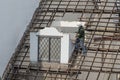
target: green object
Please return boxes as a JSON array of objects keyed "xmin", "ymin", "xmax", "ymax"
[{"xmin": 77, "ymin": 26, "xmax": 85, "ymax": 38}]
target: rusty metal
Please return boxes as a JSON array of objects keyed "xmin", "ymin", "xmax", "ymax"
[{"xmin": 2, "ymin": 0, "xmax": 120, "ymax": 80}]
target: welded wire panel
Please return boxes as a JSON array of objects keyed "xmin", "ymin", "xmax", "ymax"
[
  {"xmin": 50, "ymin": 38, "xmax": 61, "ymax": 62},
  {"xmin": 39, "ymin": 37, "xmax": 49, "ymax": 61},
  {"xmin": 2, "ymin": 0, "xmax": 120, "ymax": 80},
  {"xmin": 38, "ymin": 37, "xmax": 61, "ymax": 62}
]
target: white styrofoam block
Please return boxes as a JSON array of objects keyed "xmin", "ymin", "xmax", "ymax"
[
  {"xmin": 30, "ymin": 27, "xmax": 75, "ymax": 64},
  {"xmin": 37, "ymin": 27, "xmax": 63, "ymax": 37},
  {"xmin": 30, "ymin": 32, "xmax": 38, "ymax": 62},
  {"xmin": 37, "ymin": 27, "xmax": 73, "ymax": 64},
  {"xmin": 51, "ymin": 21, "xmax": 86, "ymax": 33},
  {"xmin": 69, "ymin": 39, "xmax": 75, "ymax": 57},
  {"xmin": 52, "ymin": 21, "xmax": 85, "ymax": 27},
  {"xmin": 61, "ymin": 34, "xmax": 70, "ymax": 64}
]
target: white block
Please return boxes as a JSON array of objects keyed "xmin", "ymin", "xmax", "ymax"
[
  {"xmin": 69, "ymin": 38, "xmax": 75, "ymax": 57},
  {"xmin": 37, "ymin": 27, "xmax": 63, "ymax": 37},
  {"xmin": 61, "ymin": 34, "xmax": 70, "ymax": 64},
  {"xmin": 51, "ymin": 21, "xmax": 86, "ymax": 33},
  {"xmin": 30, "ymin": 32, "xmax": 38, "ymax": 62}
]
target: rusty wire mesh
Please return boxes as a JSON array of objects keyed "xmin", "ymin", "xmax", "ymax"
[{"xmin": 2, "ymin": 0, "xmax": 120, "ymax": 80}]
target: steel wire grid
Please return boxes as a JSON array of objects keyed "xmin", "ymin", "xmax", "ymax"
[{"xmin": 2, "ymin": 0, "xmax": 120, "ymax": 80}]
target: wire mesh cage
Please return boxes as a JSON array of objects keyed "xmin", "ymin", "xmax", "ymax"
[{"xmin": 38, "ymin": 37, "xmax": 61, "ymax": 62}]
